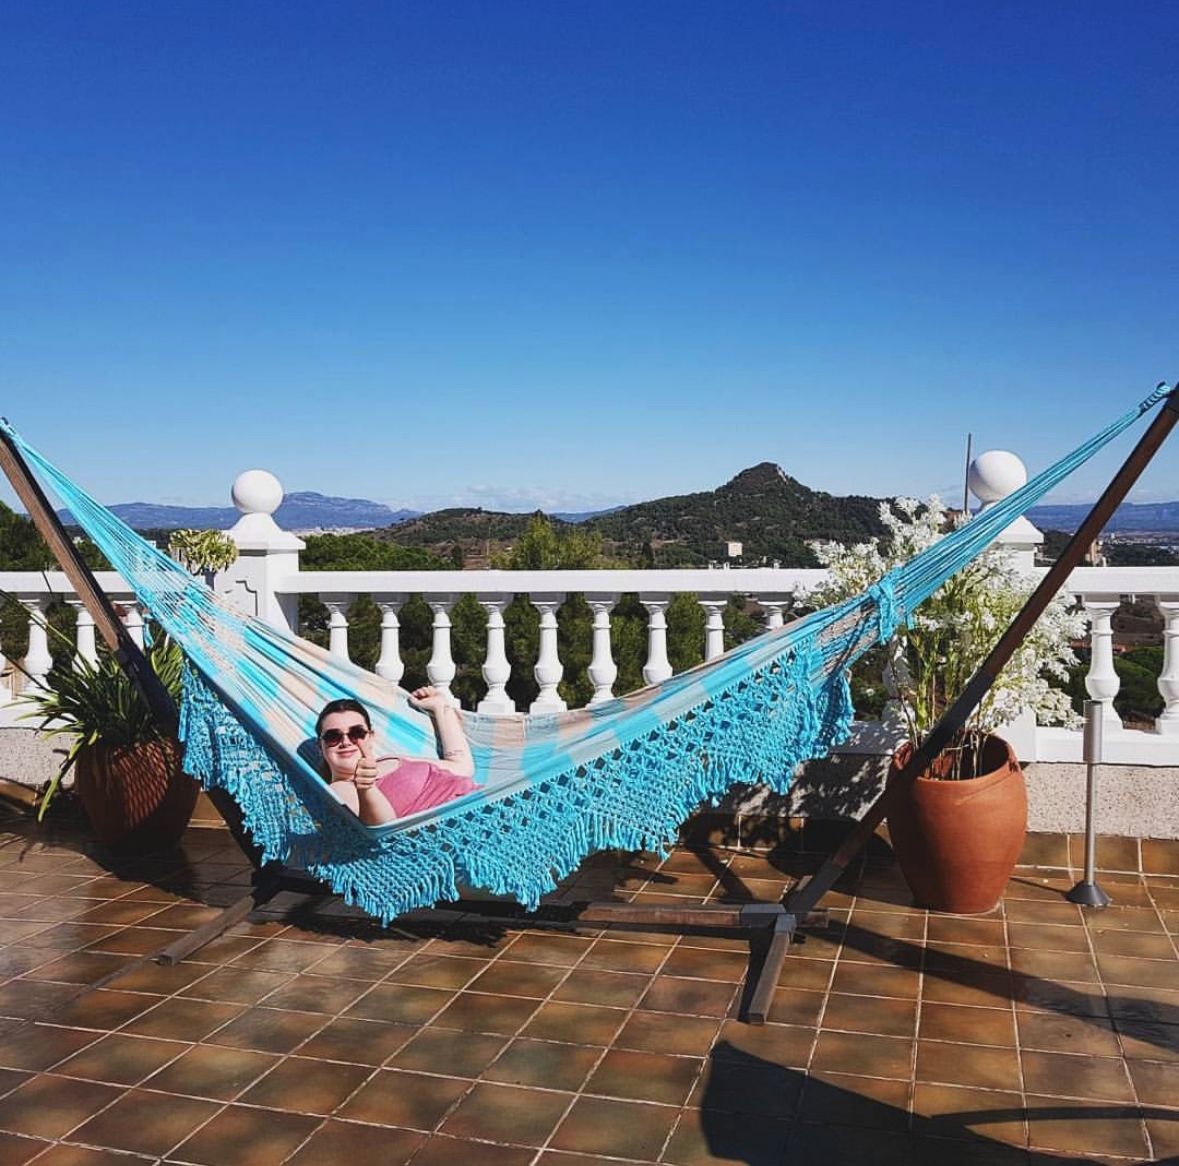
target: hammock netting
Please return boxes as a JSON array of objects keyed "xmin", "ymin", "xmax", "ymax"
[{"xmin": 1, "ymin": 385, "xmax": 1168, "ymax": 922}]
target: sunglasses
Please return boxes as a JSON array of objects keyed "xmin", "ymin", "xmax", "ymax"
[{"xmin": 320, "ymin": 725, "xmax": 370, "ymax": 747}]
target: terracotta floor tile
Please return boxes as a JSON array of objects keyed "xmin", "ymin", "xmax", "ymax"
[
  {"xmin": 0, "ymin": 980, "xmax": 81, "ymax": 1021},
  {"xmin": 384, "ymin": 954, "xmax": 485, "ymax": 990},
  {"xmin": 1126, "ymin": 1057, "xmax": 1179, "ymax": 1107},
  {"xmin": 658, "ymin": 945, "xmax": 748, "ymax": 982},
  {"xmin": 1097, "ymin": 952, "xmax": 1179, "ymax": 989},
  {"xmin": 86, "ymin": 926, "xmax": 190, "ymax": 957},
  {"xmin": 142, "ymin": 1042, "xmax": 278, "ymax": 1100},
  {"xmin": 1011, "ymin": 977, "xmax": 1109, "ymax": 1017},
  {"xmin": 481, "ymin": 1038, "xmax": 601, "ymax": 1091},
  {"xmin": 410, "ymin": 1135, "xmax": 536, "ymax": 1165},
  {"xmin": 774, "ymin": 954, "xmax": 835, "ymax": 993},
  {"xmin": 638, "ymin": 974, "xmax": 736, "ymax": 1018},
  {"xmin": 179, "ymin": 966, "xmax": 295, "ymax": 1005},
  {"xmin": 821, "ymin": 992, "xmax": 916, "ymax": 1038},
  {"xmin": 1008, "ymin": 949, "xmax": 1099, "ymax": 983},
  {"xmin": 577, "ymin": 939, "xmax": 668, "ymax": 974},
  {"xmin": 343, "ymin": 983, "xmax": 454, "ymax": 1025},
  {"xmin": 919, "ymin": 1002, "xmax": 1016, "ymax": 1047},
  {"xmin": 255, "ymin": 974, "xmax": 371, "ymax": 1015},
  {"xmin": 1115, "ymin": 1020, "xmax": 1179, "ymax": 1062},
  {"xmin": 550, "ymin": 1095, "xmax": 679, "ymax": 1160},
  {"xmin": 430, "ymin": 992, "xmax": 540, "ymax": 1036},
  {"xmin": 69, "ymin": 1087, "xmax": 219, "ymax": 1156},
  {"xmin": 516, "ymin": 1001, "xmax": 625, "ymax": 1046},
  {"xmin": 1006, "ymin": 922, "xmax": 1091, "ymax": 952},
  {"xmin": 0, "ymin": 1074, "xmax": 122, "ymax": 1139},
  {"xmin": 390, "ymin": 1027, "xmax": 508, "ymax": 1077},
  {"xmin": 21, "ymin": 951, "xmax": 130, "ymax": 986},
  {"xmin": 908, "ymin": 1138, "xmax": 1027, "ymax": 1166},
  {"xmin": 711, "ymin": 1023, "xmax": 816, "ymax": 1070},
  {"xmin": 0, "ymin": 1025, "xmax": 100, "ymax": 1072},
  {"xmin": 615, "ymin": 1011, "xmax": 722, "ymax": 1058},
  {"xmin": 1105, "ymin": 983, "xmax": 1179, "ymax": 1025},
  {"xmin": 295, "ymin": 1016, "xmax": 417, "ymax": 1065},
  {"xmin": 912, "ymin": 1082, "xmax": 1027, "ymax": 1147},
  {"xmin": 586, "ymin": 1048, "xmax": 702, "ymax": 1106},
  {"xmin": 916, "ymin": 1040, "xmax": 1021, "ymax": 1091},
  {"xmin": 336, "ymin": 1067, "xmax": 469, "ymax": 1129},
  {"xmin": 1015, "ymin": 1011, "xmax": 1121, "ymax": 1057},
  {"xmin": 466, "ymin": 960, "xmax": 569, "ymax": 999},
  {"xmin": 303, "ymin": 945, "xmax": 413, "ymax": 981},
  {"xmin": 204, "ymin": 1005, "xmax": 326, "ymax": 1054},
  {"xmin": 284, "ymin": 1118, "xmax": 425, "ymax": 1166},
  {"xmin": 228, "ymin": 938, "xmax": 338, "ymax": 975},
  {"xmin": 1024, "ymin": 1095, "xmax": 1149, "ymax": 1158},
  {"xmin": 811, "ymin": 1031, "xmax": 914, "ymax": 1080},
  {"xmin": 439, "ymin": 1081, "xmax": 572, "ymax": 1145},
  {"xmin": 1089, "ymin": 928, "xmax": 1175, "ymax": 961},
  {"xmin": 1003, "ymin": 898, "xmax": 1083, "ymax": 925},
  {"xmin": 501, "ymin": 932, "xmax": 592, "ymax": 967},
  {"xmin": 1020, "ymin": 1049, "xmax": 1135, "ymax": 1102},
  {"xmin": 54, "ymin": 1033, "xmax": 186, "ymax": 1086},
  {"xmin": 763, "ymin": 987, "xmax": 824, "ymax": 1028},
  {"xmin": 915, "ymin": 972, "xmax": 1013, "ymax": 1010},
  {"xmin": 170, "ymin": 1103, "xmax": 320, "ymax": 1165},
  {"xmin": 849, "ymin": 908, "xmax": 926, "ymax": 941},
  {"xmin": 663, "ymin": 1108, "xmax": 792, "ymax": 1166},
  {"xmin": 0, "ymin": 1132, "xmax": 53, "ymax": 1165},
  {"xmin": 237, "ymin": 1054, "xmax": 371, "ymax": 1114},
  {"xmin": 120, "ymin": 997, "xmax": 243, "ymax": 1042},
  {"xmin": 829, "ymin": 961, "xmax": 919, "ymax": 999},
  {"xmin": 798, "ymin": 1070, "xmax": 908, "ymax": 1131},
  {"xmin": 549, "ymin": 968, "xmax": 650, "ymax": 1009}
]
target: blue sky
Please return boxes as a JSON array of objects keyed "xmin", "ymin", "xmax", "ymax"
[{"xmin": 2, "ymin": 2, "xmax": 1177, "ymax": 515}]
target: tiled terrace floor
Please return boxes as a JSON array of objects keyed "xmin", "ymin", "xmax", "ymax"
[{"xmin": 0, "ymin": 810, "xmax": 1173, "ymax": 1165}]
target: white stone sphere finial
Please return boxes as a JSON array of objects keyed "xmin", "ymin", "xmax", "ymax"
[
  {"xmin": 968, "ymin": 450, "xmax": 1027, "ymax": 506},
  {"xmin": 232, "ymin": 470, "xmax": 283, "ymax": 516}
]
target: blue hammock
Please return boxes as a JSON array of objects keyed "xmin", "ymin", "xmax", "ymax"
[{"xmin": 1, "ymin": 386, "xmax": 1168, "ymax": 922}]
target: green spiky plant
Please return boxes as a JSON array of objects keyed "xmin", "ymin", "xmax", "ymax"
[{"xmin": 21, "ymin": 634, "xmax": 183, "ymax": 820}]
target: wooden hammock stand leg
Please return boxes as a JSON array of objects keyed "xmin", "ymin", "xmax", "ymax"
[{"xmin": 3, "ymin": 388, "xmax": 1175, "ymax": 1025}]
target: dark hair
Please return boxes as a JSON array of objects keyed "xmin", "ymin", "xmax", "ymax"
[{"xmin": 315, "ymin": 698, "xmax": 371, "ymax": 739}]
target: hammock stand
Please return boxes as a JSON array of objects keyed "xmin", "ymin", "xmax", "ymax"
[{"xmin": 3, "ymin": 387, "xmax": 1175, "ymax": 1024}]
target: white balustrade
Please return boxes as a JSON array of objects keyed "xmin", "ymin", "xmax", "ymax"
[
  {"xmin": 19, "ymin": 598, "xmax": 53, "ymax": 691},
  {"xmin": 586, "ymin": 594, "xmax": 618, "ymax": 705},
  {"xmin": 1156, "ymin": 597, "xmax": 1179, "ymax": 736},
  {"xmin": 321, "ymin": 594, "xmax": 354, "ymax": 662},
  {"xmin": 427, "ymin": 597, "xmax": 458, "ymax": 706},
  {"xmin": 699, "ymin": 598, "xmax": 727, "ymax": 662},
  {"xmin": 759, "ymin": 596, "xmax": 789, "ymax": 631},
  {"xmin": 641, "ymin": 595, "xmax": 672, "ymax": 686},
  {"xmin": 120, "ymin": 602, "xmax": 145, "ymax": 650},
  {"xmin": 477, "ymin": 596, "xmax": 514, "ymax": 715},
  {"xmin": 531, "ymin": 594, "xmax": 567, "ymax": 713},
  {"xmin": 374, "ymin": 598, "xmax": 405, "ymax": 685},
  {"xmin": 0, "ymin": 628, "xmax": 8, "ymax": 706}
]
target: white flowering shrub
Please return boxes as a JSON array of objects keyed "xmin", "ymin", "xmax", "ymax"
[{"xmin": 809, "ymin": 496, "xmax": 1086, "ymax": 776}]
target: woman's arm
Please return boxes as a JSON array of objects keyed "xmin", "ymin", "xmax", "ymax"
[{"xmin": 410, "ymin": 687, "xmax": 475, "ymax": 779}]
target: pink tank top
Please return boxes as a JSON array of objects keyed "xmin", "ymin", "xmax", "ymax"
[{"xmin": 374, "ymin": 757, "xmax": 476, "ymax": 817}]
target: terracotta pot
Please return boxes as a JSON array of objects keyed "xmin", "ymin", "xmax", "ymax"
[
  {"xmin": 885, "ymin": 735, "xmax": 1026, "ymax": 914},
  {"xmin": 74, "ymin": 738, "xmax": 198, "ymax": 855}
]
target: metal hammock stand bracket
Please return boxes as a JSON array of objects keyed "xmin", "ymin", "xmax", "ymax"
[{"xmin": 2, "ymin": 385, "xmax": 1175, "ymax": 1025}]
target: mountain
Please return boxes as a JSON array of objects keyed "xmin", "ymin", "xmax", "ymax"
[
  {"xmin": 1029, "ymin": 500, "xmax": 1179, "ymax": 533},
  {"xmin": 374, "ymin": 463, "xmax": 886, "ymax": 567},
  {"xmin": 57, "ymin": 492, "xmax": 420, "ymax": 532}
]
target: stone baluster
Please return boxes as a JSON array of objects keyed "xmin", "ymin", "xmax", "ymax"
[
  {"xmin": 20, "ymin": 599, "xmax": 53, "ymax": 691},
  {"xmin": 477, "ymin": 597, "xmax": 515, "ymax": 715},
  {"xmin": 531, "ymin": 594, "xmax": 567, "ymax": 713},
  {"xmin": 699, "ymin": 599, "xmax": 727, "ymax": 661},
  {"xmin": 641, "ymin": 595, "xmax": 673, "ymax": 686},
  {"xmin": 758, "ymin": 595, "xmax": 789, "ymax": 631},
  {"xmin": 0, "ymin": 625, "xmax": 9, "ymax": 706},
  {"xmin": 1156, "ymin": 596, "xmax": 1179, "ymax": 736},
  {"xmin": 67, "ymin": 600, "xmax": 99, "ymax": 669},
  {"xmin": 120, "ymin": 602, "xmax": 145, "ymax": 650},
  {"xmin": 1082, "ymin": 595, "xmax": 1123, "ymax": 732},
  {"xmin": 586, "ymin": 593, "xmax": 618, "ymax": 705},
  {"xmin": 373, "ymin": 598, "xmax": 404, "ymax": 685},
  {"xmin": 321, "ymin": 594, "xmax": 354, "ymax": 662},
  {"xmin": 427, "ymin": 597, "xmax": 458, "ymax": 706}
]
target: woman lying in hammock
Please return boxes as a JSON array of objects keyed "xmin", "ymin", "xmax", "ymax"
[{"xmin": 317, "ymin": 688, "xmax": 476, "ymax": 825}]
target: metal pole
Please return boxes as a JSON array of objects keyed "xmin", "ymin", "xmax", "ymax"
[{"xmin": 1066, "ymin": 700, "xmax": 1112, "ymax": 907}]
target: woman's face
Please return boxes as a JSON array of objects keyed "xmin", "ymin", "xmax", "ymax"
[{"xmin": 318, "ymin": 710, "xmax": 372, "ymax": 781}]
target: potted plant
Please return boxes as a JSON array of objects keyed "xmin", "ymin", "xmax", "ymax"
[
  {"xmin": 167, "ymin": 528, "xmax": 238, "ymax": 587},
  {"xmin": 23, "ymin": 634, "xmax": 198, "ymax": 855},
  {"xmin": 810, "ymin": 497, "xmax": 1086, "ymax": 912}
]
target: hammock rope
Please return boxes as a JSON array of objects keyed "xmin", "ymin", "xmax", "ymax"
[{"xmin": 0, "ymin": 384, "xmax": 1167, "ymax": 923}]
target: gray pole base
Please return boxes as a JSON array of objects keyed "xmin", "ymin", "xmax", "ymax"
[{"xmin": 1066, "ymin": 881, "xmax": 1112, "ymax": 908}]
